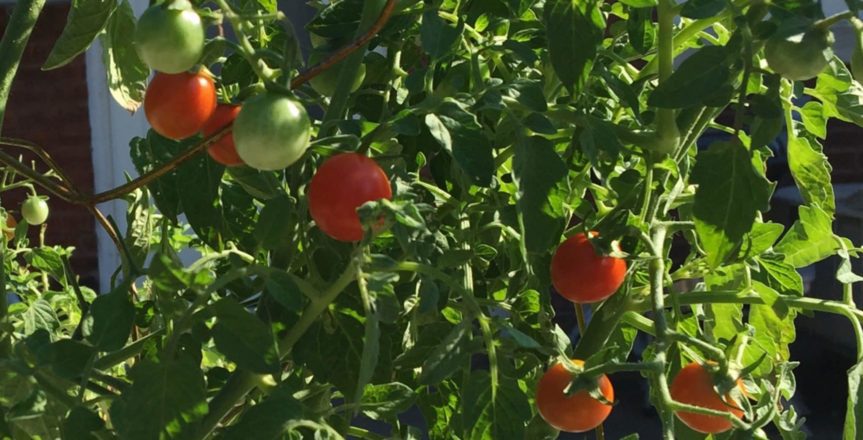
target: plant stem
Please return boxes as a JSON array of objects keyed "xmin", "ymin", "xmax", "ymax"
[
  {"xmin": 194, "ymin": 257, "xmax": 359, "ymax": 439},
  {"xmin": 0, "ymin": 0, "xmax": 46, "ymax": 135},
  {"xmin": 647, "ymin": 226, "xmax": 676, "ymax": 438}
]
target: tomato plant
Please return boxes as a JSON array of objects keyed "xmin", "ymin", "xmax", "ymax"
[
  {"xmin": 308, "ymin": 152, "xmax": 392, "ymax": 242},
  {"xmin": 202, "ymin": 104, "xmax": 243, "ymax": 167},
  {"xmin": 134, "ymin": 0, "xmax": 205, "ymax": 74},
  {"xmin": 232, "ymin": 93, "xmax": 311, "ymax": 170},
  {"xmin": 144, "ymin": 71, "xmax": 216, "ymax": 140},
  {"xmin": 3, "ymin": 0, "xmax": 863, "ymax": 439},
  {"xmin": 535, "ymin": 360, "xmax": 614, "ymax": 433}
]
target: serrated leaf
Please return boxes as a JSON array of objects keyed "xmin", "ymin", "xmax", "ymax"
[
  {"xmin": 360, "ymin": 383, "xmax": 416, "ymax": 420},
  {"xmin": 129, "ymin": 132, "xmax": 182, "ymax": 220},
  {"xmin": 420, "ymin": 10, "xmax": 463, "ymax": 59},
  {"xmin": 85, "ymin": 281, "xmax": 135, "ymax": 351},
  {"xmin": 693, "ymin": 141, "xmax": 771, "ymax": 267},
  {"xmin": 212, "ymin": 298, "xmax": 280, "ymax": 374},
  {"xmin": 543, "ymin": 0, "xmax": 604, "ymax": 90},
  {"xmin": 649, "ymin": 46, "xmax": 733, "ymax": 108},
  {"xmin": 810, "ymin": 56, "xmax": 863, "ymax": 128},
  {"xmin": 101, "ymin": 0, "xmax": 148, "ymax": 111},
  {"xmin": 221, "ymin": 384, "xmax": 303, "ymax": 440},
  {"xmin": 787, "ymin": 133, "xmax": 835, "ymax": 216},
  {"xmin": 111, "ymin": 356, "xmax": 207, "ymax": 439},
  {"xmin": 845, "ymin": 360, "xmax": 863, "ymax": 439},
  {"xmin": 775, "ymin": 205, "xmax": 838, "ymax": 267},
  {"xmin": 425, "ymin": 100, "xmax": 494, "ymax": 186},
  {"xmin": 420, "ymin": 322, "xmax": 475, "ymax": 385},
  {"xmin": 512, "ymin": 136, "xmax": 567, "ymax": 256},
  {"xmin": 22, "ymin": 299, "xmax": 59, "ymax": 335},
  {"xmin": 43, "ymin": 0, "xmax": 116, "ymax": 70},
  {"xmin": 462, "ymin": 372, "xmax": 531, "ymax": 439}
]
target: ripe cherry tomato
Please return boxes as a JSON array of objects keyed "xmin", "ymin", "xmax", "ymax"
[
  {"xmin": 144, "ymin": 71, "xmax": 216, "ymax": 140},
  {"xmin": 233, "ymin": 93, "xmax": 311, "ymax": 171},
  {"xmin": 134, "ymin": 0, "xmax": 205, "ymax": 74},
  {"xmin": 202, "ymin": 104, "xmax": 243, "ymax": 166},
  {"xmin": 21, "ymin": 197, "xmax": 49, "ymax": 226},
  {"xmin": 765, "ymin": 28, "xmax": 833, "ymax": 81},
  {"xmin": 535, "ymin": 359, "xmax": 614, "ymax": 433},
  {"xmin": 670, "ymin": 362, "xmax": 745, "ymax": 434},
  {"xmin": 4, "ymin": 214, "xmax": 16, "ymax": 242},
  {"xmin": 550, "ymin": 232, "xmax": 627, "ymax": 303},
  {"xmin": 308, "ymin": 153, "xmax": 392, "ymax": 242}
]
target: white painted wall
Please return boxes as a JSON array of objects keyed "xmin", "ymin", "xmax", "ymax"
[{"xmin": 85, "ymin": 0, "xmax": 150, "ymax": 291}]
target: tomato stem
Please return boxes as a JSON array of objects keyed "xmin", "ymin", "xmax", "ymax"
[{"xmin": 0, "ymin": 0, "xmax": 46, "ymax": 136}]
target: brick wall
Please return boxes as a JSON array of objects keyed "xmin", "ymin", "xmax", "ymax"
[
  {"xmin": 0, "ymin": 3, "xmax": 98, "ymax": 288},
  {"xmin": 824, "ymin": 120, "xmax": 863, "ymax": 184}
]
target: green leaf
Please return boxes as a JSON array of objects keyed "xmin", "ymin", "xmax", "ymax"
[
  {"xmin": 26, "ymin": 247, "xmax": 67, "ymax": 282},
  {"xmin": 739, "ymin": 221, "xmax": 785, "ymax": 258},
  {"xmin": 129, "ymin": 132, "xmax": 182, "ymax": 220},
  {"xmin": 100, "ymin": 0, "xmax": 148, "ymax": 111},
  {"xmin": 354, "ymin": 310, "xmax": 380, "ymax": 403},
  {"xmin": 755, "ymin": 254, "xmax": 804, "ymax": 296},
  {"xmin": 787, "ymin": 134, "xmax": 835, "ymax": 216},
  {"xmin": 221, "ymin": 384, "xmax": 304, "ymax": 440},
  {"xmin": 43, "ymin": 0, "xmax": 116, "ymax": 70},
  {"xmin": 462, "ymin": 372, "xmax": 531, "ymax": 439},
  {"xmin": 61, "ymin": 406, "xmax": 105, "ymax": 440},
  {"xmin": 85, "ymin": 282, "xmax": 135, "ymax": 351},
  {"xmin": 49, "ymin": 340, "xmax": 94, "ymax": 379},
  {"xmin": 22, "ymin": 299, "xmax": 59, "ymax": 335},
  {"xmin": 111, "ymin": 356, "xmax": 207, "ymax": 440},
  {"xmin": 693, "ymin": 141, "xmax": 771, "ymax": 267},
  {"xmin": 124, "ymin": 188, "xmax": 153, "ymax": 270},
  {"xmin": 543, "ymin": 0, "xmax": 604, "ymax": 91},
  {"xmin": 627, "ymin": 8, "xmax": 656, "ymax": 54},
  {"xmin": 360, "ymin": 383, "xmax": 417, "ymax": 420},
  {"xmin": 512, "ymin": 136, "xmax": 567, "ymax": 256},
  {"xmin": 264, "ymin": 270, "xmax": 306, "ymax": 312},
  {"xmin": 294, "ymin": 309, "xmax": 366, "ymax": 396},
  {"xmin": 254, "ymin": 195, "xmax": 296, "ymax": 251},
  {"xmin": 176, "ymin": 152, "xmax": 227, "ymax": 248},
  {"xmin": 775, "ymin": 205, "xmax": 839, "ymax": 267},
  {"xmin": 212, "ymin": 298, "xmax": 280, "ymax": 374},
  {"xmin": 845, "ymin": 360, "xmax": 863, "ymax": 439},
  {"xmin": 746, "ymin": 283, "xmax": 797, "ymax": 376},
  {"xmin": 425, "ymin": 100, "xmax": 494, "ymax": 186},
  {"xmin": 420, "ymin": 10, "xmax": 464, "ymax": 59},
  {"xmin": 800, "ymin": 101, "xmax": 827, "ymax": 139},
  {"xmin": 420, "ymin": 322, "xmax": 475, "ymax": 385},
  {"xmin": 810, "ymin": 56, "xmax": 863, "ymax": 128},
  {"xmin": 649, "ymin": 46, "xmax": 733, "ymax": 108},
  {"xmin": 226, "ymin": 167, "xmax": 283, "ymax": 200}
]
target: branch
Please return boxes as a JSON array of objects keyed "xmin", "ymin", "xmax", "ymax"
[
  {"xmin": 0, "ymin": 0, "xmax": 47, "ymax": 134},
  {"xmin": 290, "ymin": 0, "xmax": 397, "ymax": 89}
]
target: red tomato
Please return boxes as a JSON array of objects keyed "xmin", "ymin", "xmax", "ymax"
[
  {"xmin": 202, "ymin": 104, "xmax": 243, "ymax": 166},
  {"xmin": 308, "ymin": 153, "xmax": 392, "ymax": 242},
  {"xmin": 535, "ymin": 359, "xmax": 614, "ymax": 433},
  {"xmin": 670, "ymin": 362, "xmax": 745, "ymax": 434},
  {"xmin": 144, "ymin": 71, "xmax": 216, "ymax": 140},
  {"xmin": 550, "ymin": 232, "xmax": 627, "ymax": 303}
]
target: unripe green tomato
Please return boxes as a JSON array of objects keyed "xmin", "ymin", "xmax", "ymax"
[
  {"xmin": 308, "ymin": 49, "xmax": 366, "ymax": 96},
  {"xmin": 233, "ymin": 93, "xmax": 311, "ymax": 171},
  {"xmin": 764, "ymin": 28, "xmax": 833, "ymax": 81},
  {"xmin": 134, "ymin": 0, "xmax": 205, "ymax": 74},
  {"xmin": 21, "ymin": 197, "xmax": 49, "ymax": 226}
]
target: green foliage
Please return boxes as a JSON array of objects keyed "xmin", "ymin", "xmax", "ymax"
[{"xmin": 2, "ymin": 0, "xmax": 863, "ymax": 439}]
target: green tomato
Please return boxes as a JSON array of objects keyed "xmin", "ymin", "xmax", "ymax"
[
  {"xmin": 233, "ymin": 93, "xmax": 311, "ymax": 171},
  {"xmin": 308, "ymin": 49, "xmax": 366, "ymax": 97},
  {"xmin": 765, "ymin": 28, "xmax": 833, "ymax": 81},
  {"xmin": 134, "ymin": 0, "xmax": 205, "ymax": 74},
  {"xmin": 21, "ymin": 197, "xmax": 49, "ymax": 226}
]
